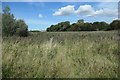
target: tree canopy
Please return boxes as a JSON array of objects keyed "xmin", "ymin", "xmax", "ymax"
[
  {"xmin": 47, "ymin": 19, "xmax": 120, "ymax": 32},
  {"xmin": 2, "ymin": 6, "xmax": 28, "ymax": 37}
]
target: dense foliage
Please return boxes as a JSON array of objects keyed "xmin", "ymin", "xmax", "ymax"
[
  {"xmin": 47, "ymin": 19, "xmax": 120, "ymax": 32},
  {"xmin": 109, "ymin": 20, "xmax": 120, "ymax": 30},
  {"xmin": 2, "ymin": 6, "xmax": 28, "ymax": 37},
  {"xmin": 15, "ymin": 19, "xmax": 28, "ymax": 37}
]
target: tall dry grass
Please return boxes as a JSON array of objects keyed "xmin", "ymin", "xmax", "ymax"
[{"xmin": 2, "ymin": 31, "xmax": 119, "ymax": 78}]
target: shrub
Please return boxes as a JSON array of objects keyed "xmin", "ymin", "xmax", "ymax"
[{"xmin": 15, "ymin": 19, "xmax": 28, "ymax": 37}]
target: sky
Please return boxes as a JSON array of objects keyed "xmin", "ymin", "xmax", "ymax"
[{"xmin": 2, "ymin": 2, "xmax": 118, "ymax": 31}]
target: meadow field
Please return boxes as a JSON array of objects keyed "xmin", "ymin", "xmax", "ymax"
[{"xmin": 2, "ymin": 31, "xmax": 119, "ymax": 78}]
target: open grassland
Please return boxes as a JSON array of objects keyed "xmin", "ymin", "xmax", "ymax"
[{"xmin": 2, "ymin": 31, "xmax": 119, "ymax": 78}]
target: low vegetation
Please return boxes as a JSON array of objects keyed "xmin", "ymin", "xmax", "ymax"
[{"xmin": 2, "ymin": 31, "xmax": 119, "ymax": 78}]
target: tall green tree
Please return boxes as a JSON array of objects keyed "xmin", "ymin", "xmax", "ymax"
[
  {"xmin": 2, "ymin": 6, "xmax": 16, "ymax": 36},
  {"xmin": 69, "ymin": 23, "xmax": 80, "ymax": 31},
  {"xmin": 93, "ymin": 22, "xmax": 109, "ymax": 31},
  {"xmin": 58, "ymin": 21, "xmax": 70, "ymax": 31},
  {"xmin": 82, "ymin": 23, "xmax": 94, "ymax": 31},
  {"xmin": 77, "ymin": 19, "xmax": 84, "ymax": 24},
  {"xmin": 110, "ymin": 20, "xmax": 120, "ymax": 30},
  {"xmin": 47, "ymin": 21, "xmax": 70, "ymax": 32},
  {"xmin": 2, "ymin": 6, "xmax": 28, "ymax": 37}
]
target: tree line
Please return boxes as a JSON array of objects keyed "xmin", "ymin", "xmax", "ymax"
[
  {"xmin": 47, "ymin": 19, "xmax": 120, "ymax": 32},
  {"xmin": 2, "ymin": 6, "xmax": 28, "ymax": 37},
  {"xmin": 2, "ymin": 6, "xmax": 120, "ymax": 37}
]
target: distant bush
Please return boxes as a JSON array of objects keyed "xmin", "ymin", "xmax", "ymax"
[{"xmin": 29, "ymin": 30, "xmax": 41, "ymax": 32}]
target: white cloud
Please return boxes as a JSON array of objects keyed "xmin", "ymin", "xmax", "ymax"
[
  {"xmin": 91, "ymin": 8, "xmax": 118, "ymax": 16},
  {"xmin": 53, "ymin": 5, "xmax": 75, "ymax": 16},
  {"xmin": 53, "ymin": 4, "xmax": 118, "ymax": 17},
  {"xmin": 74, "ymin": 5, "xmax": 117, "ymax": 17},
  {"xmin": 38, "ymin": 14, "xmax": 43, "ymax": 18},
  {"xmin": 75, "ymin": 5, "xmax": 94, "ymax": 16},
  {"xmin": 113, "ymin": 18, "xmax": 119, "ymax": 21}
]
